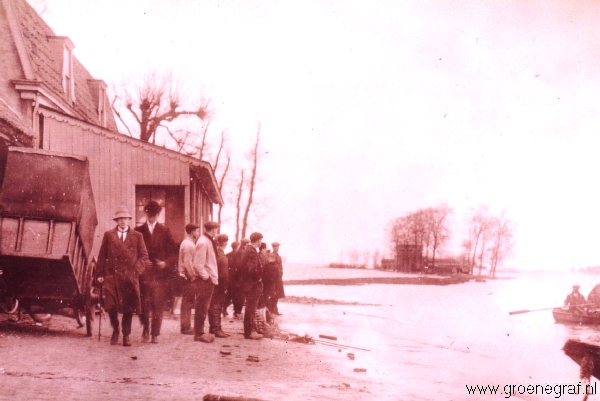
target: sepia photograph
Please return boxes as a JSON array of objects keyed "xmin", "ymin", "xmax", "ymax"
[{"xmin": 0, "ymin": 0, "xmax": 600, "ymax": 400}]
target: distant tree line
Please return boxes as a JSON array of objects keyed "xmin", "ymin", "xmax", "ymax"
[{"xmin": 388, "ymin": 203, "xmax": 515, "ymax": 277}]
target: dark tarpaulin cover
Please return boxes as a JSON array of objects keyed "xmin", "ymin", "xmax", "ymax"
[{"xmin": 0, "ymin": 147, "xmax": 98, "ymax": 257}]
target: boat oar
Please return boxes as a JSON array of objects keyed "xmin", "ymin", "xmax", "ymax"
[{"xmin": 509, "ymin": 303, "xmax": 593, "ymax": 316}]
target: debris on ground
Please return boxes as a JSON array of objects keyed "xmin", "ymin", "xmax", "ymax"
[{"xmin": 319, "ymin": 334, "xmax": 338, "ymax": 341}]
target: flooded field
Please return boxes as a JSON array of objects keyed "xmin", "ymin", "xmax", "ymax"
[{"xmin": 280, "ymin": 264, "xmax": 600, "ymax": 400}]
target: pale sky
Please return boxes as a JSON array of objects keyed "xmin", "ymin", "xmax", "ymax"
[{"xmin": 32, "ymin": 0, "xmax": 600, "ymax": 270}]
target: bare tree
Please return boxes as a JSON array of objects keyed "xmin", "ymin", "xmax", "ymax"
[
  {"xmin": 111, "ymin": 71, "xmax": 210, "ymax": 144},
  {"xmin": 427, "ymin": 204, "xmax": 453, "ymax": 268},
  {"xmin": 212, "ymin": 131, "xmax": 231, "ymax": 226},
  {"xmin": 234, "ymin": 170, "xmax": 245, "ymax": 242},
  {"xmin": 464, "ymin": 205, "xmax": 492, "ymax": 275},
  {"xmin": 488, "ymin": 212, "xmax": 516, "ymax": 277},
  {"xmin": 372, "ymin": 249, "xmax": 380, "ymax": 269},
  {"xmin": 240, "ymin": 124, "xmax": 262, "ymax": 239}
]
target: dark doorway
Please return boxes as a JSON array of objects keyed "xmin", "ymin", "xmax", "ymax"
[{"xmin": 135, "ymin": 186, "xmax": 185, "ymax": 243}]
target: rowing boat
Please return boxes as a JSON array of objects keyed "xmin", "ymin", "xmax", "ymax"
[{"xmin": 552, "ymin": 308, "xmax": 600, "ymax": 325}]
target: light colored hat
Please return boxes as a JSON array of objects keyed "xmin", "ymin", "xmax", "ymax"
[
  {"xmin": 113, "ymin": 205, "xmax": 132, "ymax": 220},
  {"xmin": 573, "ymin": 285, "xmax": 581, "ymax": 289},
  {"xmin": 272, "ymin": 242, "xmax": 280, "ymax": 247}
]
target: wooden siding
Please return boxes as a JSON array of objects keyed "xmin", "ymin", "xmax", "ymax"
[{"xmin": 41, "ymin": 113, "xmax": 213, "ymax": 255}]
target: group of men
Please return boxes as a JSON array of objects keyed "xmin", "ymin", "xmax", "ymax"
[
  {"xmin": 564, "ymin": 284, "xmax": 600, "ymax": 312},
  {"xmin": 96, "ymin": 202, "xmax": 284, "ymax": 347}
]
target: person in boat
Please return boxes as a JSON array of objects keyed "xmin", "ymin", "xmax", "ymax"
[
  {"xmin": 564, "ymin": 285, "xmax": 587, "ymax": 313},
  {"xmin": 587, "ymin": 284, "xmax": 600, "ymax": 310}
]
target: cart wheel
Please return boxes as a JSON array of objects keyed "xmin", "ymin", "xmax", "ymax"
[{"xmin": 0, "ymin": 297, "xmax": 18, "ymax": 314}]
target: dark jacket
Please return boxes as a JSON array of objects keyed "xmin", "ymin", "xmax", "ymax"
[
  {"xmin": 240, "ymin": 246, "xmax": 264, "ymax": 282},
  {"xmin": 216, "ymin": 248, "xmax": 229, "ymax": 290},
  {"xmin": 135, "ymin": 222, "xmax": 177, "ymax": 282},
  {"xmin": 97, "ymin": 227, "xmax": 149, "ymax": 313}
]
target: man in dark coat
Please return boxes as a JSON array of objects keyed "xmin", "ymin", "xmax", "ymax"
[
  {"xmin": 270, "ymin": 242, "xmax": 285, "ymax": 315},
  {"xmin": 222, "ymin": 241, "xmax": 240, "ymax": 317},
  {"xmin": 135, "ymin": 201, "xmax": 177, "ymax": 344},
  {"xmin": 240, "ymin": 232, "xmax": 264, "ymax": 340},
  {"xmin": 232, "ymin": 238, "xmax": 250, "ymax": 319},
  {"xmin": 564, "ymin": 284, "xmax": 586, "ymax": 313},
  {"xmin": 208, "ymin": 234, "xmax": 230, "ymax": 338},
  {"xmin": 97, "ymin": 205, "xmax": 149, "ymax": 346}
]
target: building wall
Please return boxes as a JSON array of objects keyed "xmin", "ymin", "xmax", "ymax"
[{"xmin": 40, "ymin": 110, "xmax": 212, "ymax": 254}]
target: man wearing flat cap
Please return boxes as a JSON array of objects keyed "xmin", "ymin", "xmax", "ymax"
[
  {"xmin": 240, "ymin": 232, "xmax": 265, "ymax": 340},
  {"xmin": 208, "ymin": 233, "xmax": 230, "ymax": 338},
  {"xmin": 97, "ymin": 205, "xmax": 149, "ymax": 346},
  {"xmin": 564, "ymin": 285, "xmax": 587, "ymax": 313},
  {"xmin": 189, "ymin": 221, "xmax": 220, "ymax": 343},
  {"xmin": 222, "ymin": 241, "xmax": 240, "ymax": 317},
  {"xmin": 178, "ymin": 223, "xmax": 201, "ymax": 335},
  {"xmin": 135, "ymin": 201, "xmax": 177, "ymax": 344},
  {"xmin": 231, "ymin": 238, "xmax": 251, "ymax": 319},
  {"xmin": 271, "ymin": 242, "xmax": 285, "ymax": 315}
]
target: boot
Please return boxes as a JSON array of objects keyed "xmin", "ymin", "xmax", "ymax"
[
  {"xmin": 110, "ymin": 330, "xmax": 119, "ymax": 345},
  {"xmin": 142, "ymin": 328, "xmax": 150, "ymax": 342},
  {"xmin": 123, "ymin": 335, "xmax": 132, "ymax": 346}
]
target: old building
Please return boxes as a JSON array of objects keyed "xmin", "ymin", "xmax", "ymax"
[{"xmin": 0, "ymin": 0, "xmax": 222, "ymax": 253}]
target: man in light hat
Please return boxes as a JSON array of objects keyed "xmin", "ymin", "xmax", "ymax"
[
  {"xmin": 135, "ymin": 200, "xmax": 177, "ymax": 344},
  {"xmin": 97, "ymin": 205, "xmax": 149, "ymax": 346},
  {"xmin": 208, "ymin": 233, "xmax": 230, "ymax": 338},
  {"xmin": 564, "ymin": 285, "xmax": 586, "ymax": 313},
  {"xmin": 190, "ymin": 221, "xmax": 220, "ymax": 343},
  {"xmin": 239, "ymin": 232, "xmax": 265, "ymax": 340}
]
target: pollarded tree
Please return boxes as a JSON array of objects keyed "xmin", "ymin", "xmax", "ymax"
[{"xmin": 111, "ymin": 70, "xmax": 210, "ymax": 144}]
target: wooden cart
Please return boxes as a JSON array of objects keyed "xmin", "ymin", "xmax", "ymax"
[{"xmin": 0, "ymin": 147, "xmax": 99, "ymax": 336}]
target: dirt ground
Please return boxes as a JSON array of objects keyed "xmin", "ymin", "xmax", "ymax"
[{"xmin": 0, "ymin": 309, "xmax": 374, "ymax": 401}]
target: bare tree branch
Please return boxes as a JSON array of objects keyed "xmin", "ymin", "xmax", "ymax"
[{"xmin": 241, "ymin": 123, "xmax": 261, "ymax": 239}]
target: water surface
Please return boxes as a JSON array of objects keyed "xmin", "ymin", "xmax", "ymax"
[{"xmin": 278, "ymin": 265, "xmax": 600, "ymax": 400}]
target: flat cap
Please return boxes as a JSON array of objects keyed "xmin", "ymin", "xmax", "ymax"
[
  {"xmin": 185, "ymin": 223, "xmax": 200, "ymax": 234},
  {"xmin": 573, "ymin": 285, "xmax": 581, "ymax": 289},
  {"xmin": 215, "ymin": 234, "xmax": 229, "ymax": 243},
  {"xmin": 241, "ymin": 238, "xmax": 250, "ymax": 244},
  {"xmin": 249, "ymin": 232, "xmax": 263, "ymax": 242},
  {"xmin": 272, "ymin": 242, "xmax": 280, "ymax": 247},
  {"xmin": 204, "ymin": 221, "xmax": 220, "ymax": 230}
]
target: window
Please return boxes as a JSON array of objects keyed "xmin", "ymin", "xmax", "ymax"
[
  {"xmin": 62, "ymin": 45, "xmax": 75, "ymax": 104},
  {"xmin": 98, "ymin": 86, "xmax": 106, "ymax": 127}
]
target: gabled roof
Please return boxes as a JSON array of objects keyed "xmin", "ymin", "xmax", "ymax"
[{"xmin": 5, "ymin": 0, "xmax": 117, "ymax": 131}]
